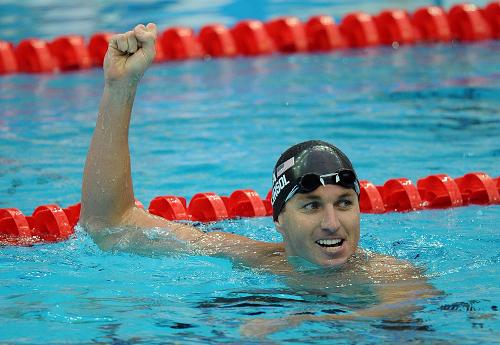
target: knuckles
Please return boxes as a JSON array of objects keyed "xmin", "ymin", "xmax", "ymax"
[{"xmin": 114, "ymin": 24, "xmax": 157, "ymax": 49}]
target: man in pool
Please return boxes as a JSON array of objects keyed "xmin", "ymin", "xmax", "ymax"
[{"xmin": 81, "ymin": 23, "xmax": 438, "ymax": 336}]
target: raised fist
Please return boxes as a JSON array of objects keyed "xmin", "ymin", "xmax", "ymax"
[{"xmin": 104, "ymin": 23, "xmax": 157, "ymax": 84}]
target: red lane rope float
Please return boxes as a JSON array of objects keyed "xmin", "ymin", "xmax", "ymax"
[
  {"xmin": 454, "ymin": 172, "xmax": 500, "ymax": 205},
  {"xmin": 339, "ymin": 12, "xmax": 381, "ymax": 47},
  {"xmin": 0, "ymin": 41, "xmax": 18, "ymax": 74},
  {"xmin": 15, "ymin": 39, "xmax": 57, "ymax": 73},
  {"xmin": 412, "ymin": 6, "xmax": 452, "ymax": 42},
  {"xmin": 1, "ymin": 171, "xmax": 498, "ymax": 246},
  {"xmin": 31, "ymin": 205, "xmax": 73, "ymax": 242},
  {"xmin": 160, "ymin": 27, "xmax": 204, "ymax": 60},
  {"xmin": 227, "ymin": 189, "xmax": 268, "ymax": 218},
  {"xmin": 187, "ymin": 192, "xmax": 229, "ymax": 222},
  {"xmin": 264, "ymin": 17, "xmax": 308, "ymax": 53},
  {"xmin": 378, "ymin": 178, "xmax": 424, "ymax": 212},
  {"xmin": 63, "ymin": 203, "xmax": 81, "ymax": 228},
  {"xmin": 148, "ymin": 196, "xmax": 190, "ymax": 220},
  {"xmin": 0, "ymin": 205, "xmax": 74, "ymax": 246},
  {"xmin": 484, "ymin": 2, "xmax": 500, "ymax": 38},
  {"xmin": 231, "ymin": 20, "xmax": 276, "ymax": 55},
  {"xmin": 359, "ymin": 180, "xmax": 386, "ymax": 214},
  {"xmin": 88, "ymin": 32, "xmax": 114, "ymax": 67},
  {"xmin": 375, "ymin": 9, "xmax": 418, "ymax": 46},
  {"xmin": 48, "ymin": 35, "xmax": 92, "ymax": 71},
  {"xmin": 0, "ymin": 208, "xmax": 32, "ymax": 239},
  {"xmin": 1, "ymin": 2, "xmax": 499, "ymax": 75},
  {"xmin": 448, "ymin": 3, "xmax": 493, "ymax": 41},
  {"xmin": 305, "ymin": 15, "xmax": 346, "ymax": 51},
  {"xmin": 199, "ymin": 24, "xmax": 238, "ymax": 57},
  {"xmin": 417, "ymin": 174, "xmax": 463, "ymax": 209}
]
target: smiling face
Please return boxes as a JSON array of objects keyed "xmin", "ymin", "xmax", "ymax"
[{"xmin": 275, "ymin": 184, "xmax": 360, "ymax": 268}]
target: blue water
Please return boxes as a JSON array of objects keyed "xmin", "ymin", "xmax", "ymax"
[
  {"xmin": 1, "ymin": 1, "xmax": 500, "ymax": 344},
  {"xmin": 1, "ymin": 0, "xmax": 494, "ymax": 43}
]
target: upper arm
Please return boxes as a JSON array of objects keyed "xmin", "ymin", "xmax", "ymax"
[
  {"xmin": 193, "ymin": 231, "xmax": 276, "ymax": 267},
  {"xmin": 82, "ymin": 206, "xmax": 204, "ymax": 254},
  {"xmin": 81, "ymin": 206, "xmax": 272, "ymax": 265},
  {"xmin": 370, "ymin": 255, "xmax": 441, "ymax": 305}
]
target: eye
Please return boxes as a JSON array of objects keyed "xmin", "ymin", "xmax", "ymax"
[
  {"xmin": 302, "ymin": 201, "xmax": 320, "ymax": 210},
  {"xmin": 336, "ymin": 198, "xmax": 353, "ymax": 209}
]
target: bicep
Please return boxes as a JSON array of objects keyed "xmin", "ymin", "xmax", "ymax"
[{"xmin": 83, "ymin": 206, "xmax": 204, "ymax": 254}]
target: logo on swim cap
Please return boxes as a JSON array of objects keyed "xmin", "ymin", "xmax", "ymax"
[
  {"xmin": 271, "ymin": 157, "xmax": 295, "ymax": 204},
  {"xmin": 271, "ymin": 175, "xmax": 290, "ymax": 204}
]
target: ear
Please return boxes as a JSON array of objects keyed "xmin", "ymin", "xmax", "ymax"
[
  {"xmin": 274, "ymin": 204, "xmax": 288, "ymax": 235},
  {"xmin": 274, "ymin": 217, "xmax": 285, "ymax": 236}
]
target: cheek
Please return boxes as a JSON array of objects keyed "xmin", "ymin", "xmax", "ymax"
[
  {"xmin": 342, "ymin": 212, "xmax": 360, "ymax": 233},
  {"xmin": 284, "ymin": 214, "xmax": 315, "ymax": 240}
]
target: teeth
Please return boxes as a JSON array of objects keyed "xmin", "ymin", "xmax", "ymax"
[{"xmin": 316, "ymin": 239, "xmax": 342, "ymax": 246}]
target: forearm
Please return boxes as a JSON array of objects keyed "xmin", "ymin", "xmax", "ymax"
[
  {"xmin": 241, "ymin": 296, "xmax": 427, "ymax": 338},
  {"xmin": 241, "ymin": 266, "xmax": 441, "ymax": 337},
  {"xmin": 341, "ymin": 299, "xmax": 422, "ymax": 320},
  {"xmin": 81, "ymin": 83, "xmax": 138, "ymax": 226}
]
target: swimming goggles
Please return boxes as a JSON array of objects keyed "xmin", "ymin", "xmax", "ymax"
[{"xmin": 284, "ymin": 170, "xmax": 359, "ymax": 203}]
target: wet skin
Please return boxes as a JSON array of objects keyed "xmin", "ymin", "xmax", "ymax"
[{"xmin": 275, "ymin": 184, "xmax": 360, "ymax": 268}]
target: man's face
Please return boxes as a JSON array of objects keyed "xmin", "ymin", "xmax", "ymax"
[{"xmin": 275, "ymin": 184, "xmax": 360, "ymax": 268}]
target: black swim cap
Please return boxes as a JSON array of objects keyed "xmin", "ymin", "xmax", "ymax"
[{"xmin": 271, "ymin": 140, "xmax": 360, "ymax": 221}]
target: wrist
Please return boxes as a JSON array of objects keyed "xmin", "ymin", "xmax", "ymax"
[
  {"xmin": 101, "ymin": 81, "xmax": 138, "ymax": 107},
  {"xmin": 104, "ymin": 78, "xmax": 140, "ymax": 90}
]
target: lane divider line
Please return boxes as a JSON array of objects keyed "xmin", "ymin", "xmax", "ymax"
[
  {"xmin": 0, "ymin": 171, "xmax": 498, "ymax": 246},
  {"xmin": 1, "ymin": 2, "xmax": 499, "ymax": 75}
]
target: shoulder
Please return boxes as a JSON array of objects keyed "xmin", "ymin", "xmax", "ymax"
[{"xmin": 363, "ymin": 251, "xmax": 423, "ymax": 281}]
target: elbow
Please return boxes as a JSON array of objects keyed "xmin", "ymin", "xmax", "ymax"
[
  {"xmin": 79, "ymin": 201, "xmax": 125, "ymax": 231},
  {"xmin": 78, "ymin": 220, "xmax": 115, "ymax": 252},
  {"xmin": 79, "ymin": 212, "xmax": 125, "ymax": 252}
]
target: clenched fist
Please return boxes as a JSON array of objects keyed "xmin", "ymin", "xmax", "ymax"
[{"xmin": 104, "ymin": 23, "xmax": 157, "ymax": 85}]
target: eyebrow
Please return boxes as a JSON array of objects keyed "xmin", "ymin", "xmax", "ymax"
[{"xmin": 296, "ymin": 192, "xmax": 355, "ymax": 201}]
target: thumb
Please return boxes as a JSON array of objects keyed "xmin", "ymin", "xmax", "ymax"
[{"xmin": 134, "ymin": 23, "xmax": 157, "ymax": 52}]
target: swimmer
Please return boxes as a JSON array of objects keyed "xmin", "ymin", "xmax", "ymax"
[{"xmin": 81, "ymin": 23, "xmax": 439, "ymax": 337}]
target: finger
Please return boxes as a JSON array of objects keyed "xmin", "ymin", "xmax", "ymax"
[
  {"xmin": 108, "ymin": 35, "xmax": 119, "ymax": 50},
  {"xmin": 126, "ymin": 31, "xmax": 138, "ymax": 53},
  {"xmin": 146, "ymin": 22, "xmax": 157, "ymax": 35},
  {"xmin": 115, "ymin": 33, "xmax": 129, "ymax": 53},
  {"xmin": 134, "ymin": 24, "xmax": 145, "ymax": 50},
  {"xmin": 134, "ymin": 23, "xmax": 157, "ymax": 49}
]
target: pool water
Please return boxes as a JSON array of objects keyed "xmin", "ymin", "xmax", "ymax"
[
  {"xmin": 2, "ymin": 0, "xmax": 492, "ymax": 44},
  {"xmin": 1, "ymin": 1, "xmax": 500, "ymax": 344}
]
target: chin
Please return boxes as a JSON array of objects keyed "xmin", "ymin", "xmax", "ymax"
[
  {"xmin": 312, "ymin": 243, "xmax": 357, "ymax": 268},
  {"xmin": 317, "ymin": 256, "xmax": 350, "ymax": 268}
]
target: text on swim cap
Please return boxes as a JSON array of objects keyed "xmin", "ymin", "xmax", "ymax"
[{"xmin": 271, "ymin": 175, "xmax": 290, "ymax": 205}]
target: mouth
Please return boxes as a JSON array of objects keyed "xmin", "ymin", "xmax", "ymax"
[{"xmin": 315, "ymin": 238, "xmax": 345, "ymax": 248}]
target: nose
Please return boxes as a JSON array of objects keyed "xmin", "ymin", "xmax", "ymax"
[{"xmin": 320, "ymin": 204, "xmax": 341, "ymax": 233}]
